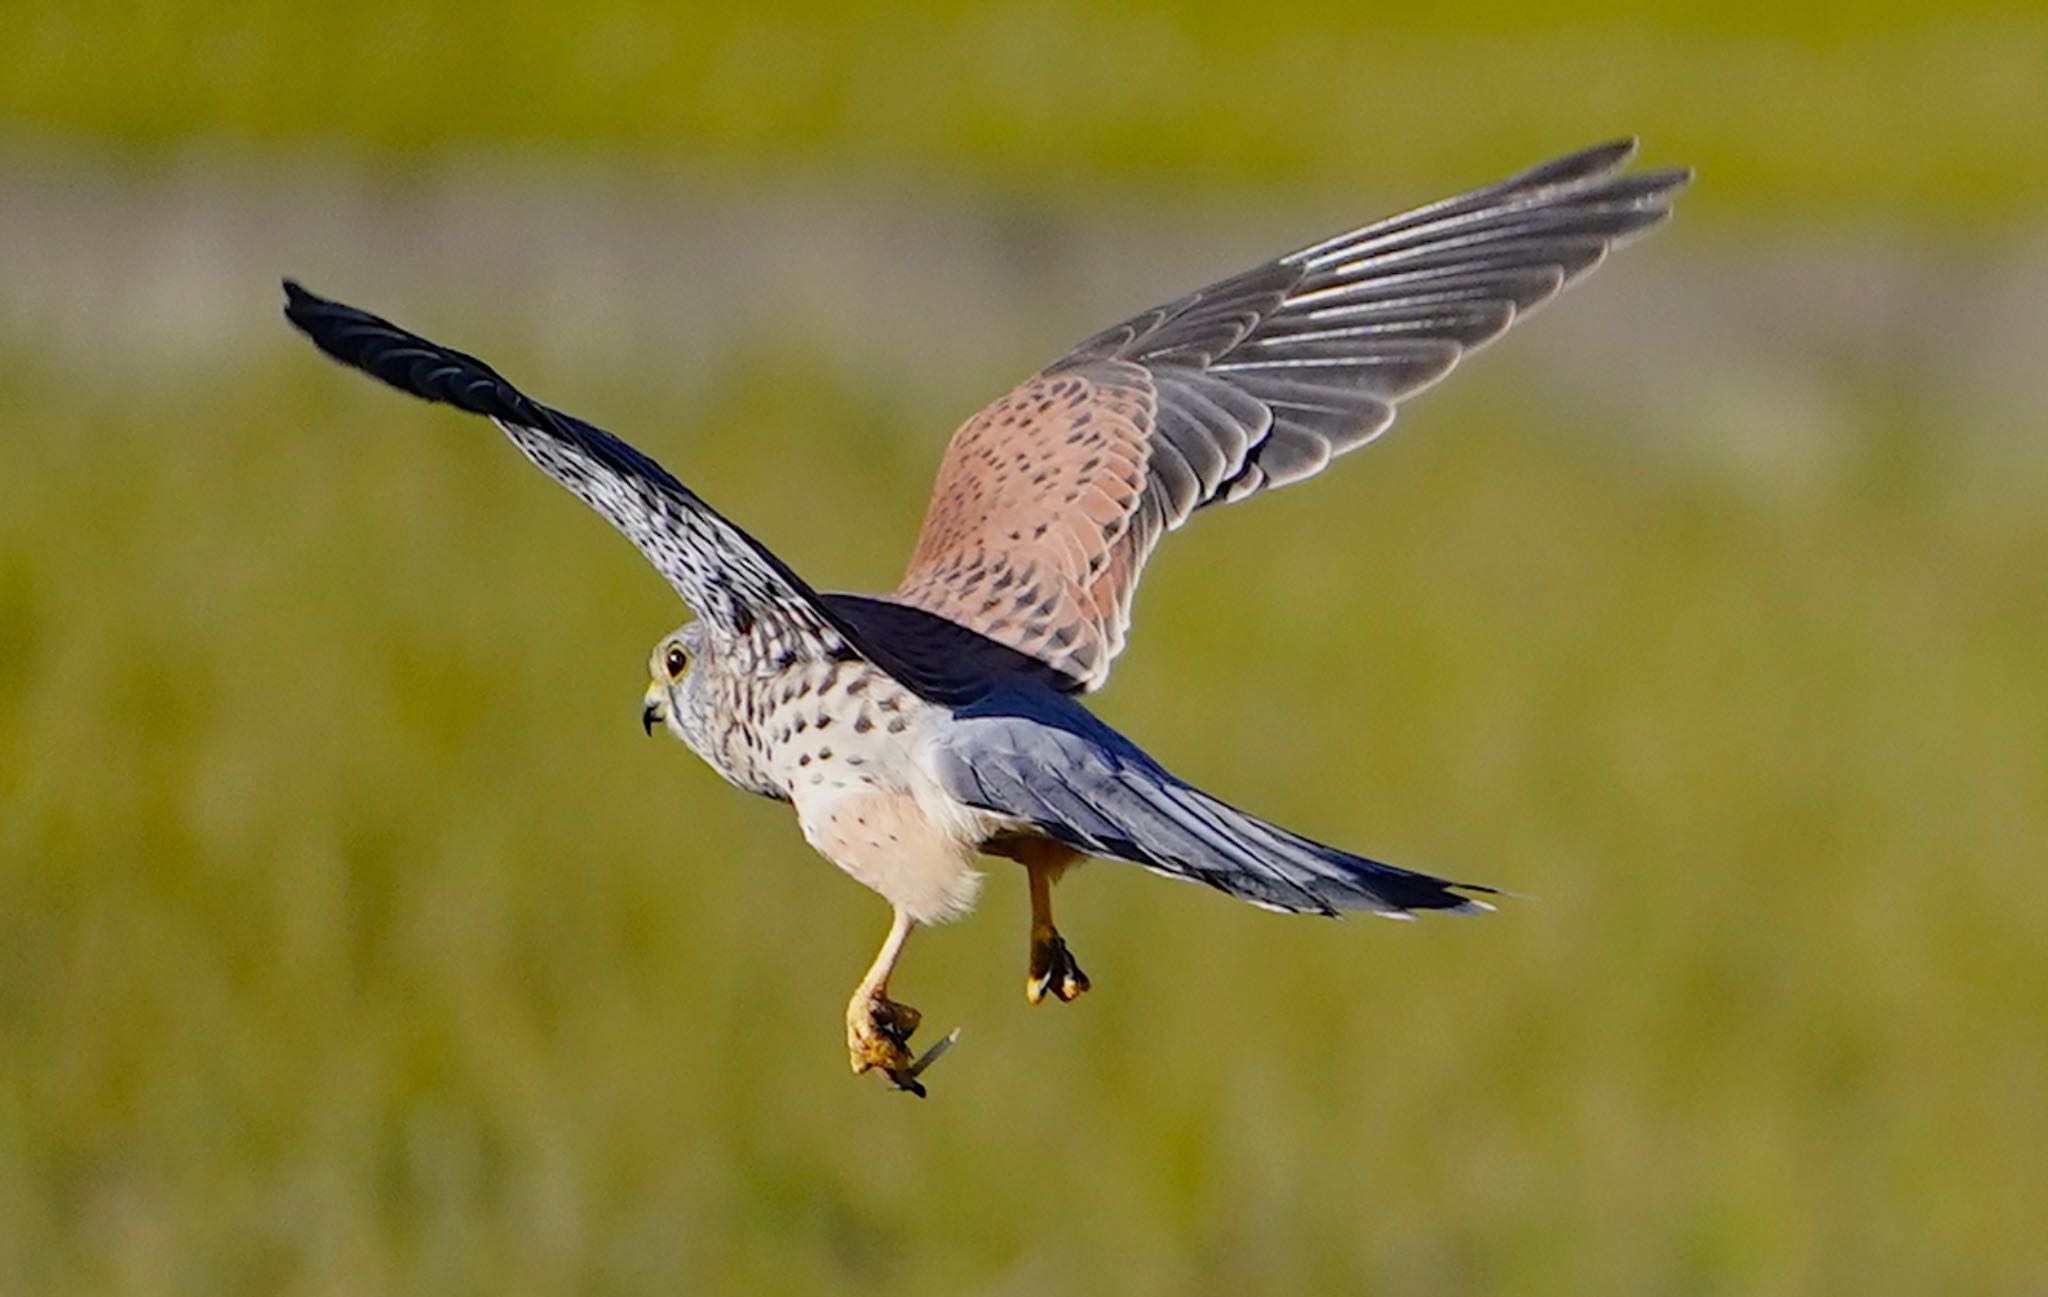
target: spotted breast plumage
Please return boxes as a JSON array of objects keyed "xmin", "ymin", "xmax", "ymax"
[{"xmin": 286, "ymin": 139, "xmax": 1689, "ymax": 1094}]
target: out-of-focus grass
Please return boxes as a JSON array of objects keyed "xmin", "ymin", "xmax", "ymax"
[
  {"xmin": 6, "ymin": 2, "xmax": 2046, "ymax": 223},
  {"xmin": 2, "ymin": 324, "xmax": 2043, "ymax": 1294},
  {"xmin": 5, "ymin": 1, "xmax": 2042, "ymax": 1289}
]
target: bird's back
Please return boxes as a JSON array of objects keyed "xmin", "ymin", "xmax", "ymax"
[{"xmin": 821, "ymin": 593, "xmax": 1090, "ymax": 700}]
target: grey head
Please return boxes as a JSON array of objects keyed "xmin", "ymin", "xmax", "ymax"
[{"xmin": 641, "ymin": 621, "xmax": 721, "ymax": 758}]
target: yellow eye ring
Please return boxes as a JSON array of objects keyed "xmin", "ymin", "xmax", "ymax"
[{"xmin": 664, "ymin": 645, "xmax": 689, "ymax": 678}]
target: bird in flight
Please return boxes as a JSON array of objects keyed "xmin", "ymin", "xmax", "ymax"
[{"xmin": 287, "ymin": 139, "xmax": 1687, "ymax": 1095}]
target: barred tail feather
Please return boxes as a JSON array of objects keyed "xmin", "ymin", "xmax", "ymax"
[{"xmin": 935, "ymin": 688, "xmax": 1493, "ymax": 917}]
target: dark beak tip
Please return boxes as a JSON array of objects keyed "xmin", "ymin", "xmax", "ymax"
[{"xmin": 641, "ymin": 702, "xmax": 661, "ymax": 737}]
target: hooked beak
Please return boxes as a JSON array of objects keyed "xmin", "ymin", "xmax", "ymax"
[{"xmin": 641, "ymin": 687, "xmax": 666, "ymax": 737}]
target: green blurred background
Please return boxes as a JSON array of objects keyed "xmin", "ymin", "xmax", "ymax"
[{"xmin": 3, "ymin": 3, "xmax": 2045, "ymax": 1294}]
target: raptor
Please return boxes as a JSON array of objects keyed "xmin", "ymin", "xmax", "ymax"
[{"xmin": 287, "ymin": 139, "xmax": 1688, "ymax": 1094}]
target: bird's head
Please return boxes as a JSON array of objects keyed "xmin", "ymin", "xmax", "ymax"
[{"xmin": 642, "ymin": 621, "xmax": 714, "ymax": 748}]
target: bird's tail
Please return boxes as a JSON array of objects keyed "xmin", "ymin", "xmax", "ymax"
[{"xmin": 935, "ymin": 688, "xmax": 1493, "ymax": 917}]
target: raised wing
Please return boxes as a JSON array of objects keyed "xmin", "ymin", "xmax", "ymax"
[
  {"xmin": 893, "ymin": 139, "xmax": 1690, "ymax": 691},
  {"xmin": 285, "ymin": 282, "xmax": 894, "ymax": 681}
]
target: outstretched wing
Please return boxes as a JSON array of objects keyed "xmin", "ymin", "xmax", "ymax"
[
  {"xmin": 285, "ymin": 281, "xmax": 866, "ymax": 671},
  {"xmin": 892, "ymin": 139, "xmax": 1690, "ymax": 691}
]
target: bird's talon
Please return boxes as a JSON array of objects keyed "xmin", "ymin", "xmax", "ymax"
[
  {"xmin": 848, "ymin": 992, "xmax": 937, "ymax": 1089},
  {"xmin": 871, "ymin": 997, "xmax": 921, "ymax": 1043},
  {"xmin": 1026, "ymin": 932, "xmax": 1091, "ymax": 1005},
  {"xmin": 877, "ymin": 1027, "xmax": 959, "ymax": 1096}
]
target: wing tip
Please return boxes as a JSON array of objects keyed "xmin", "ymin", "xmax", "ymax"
[
  {"xmin": 280, "ymin": 276, "xmax": 337, "ymax": 332},
  {"xmin": 280, "ymin": 277, "xmax": 375, "ymax": 363},
  {"xmin": 1288, "ymin": 136, "xmax": 1690, "ymax": 271},
  {"xmin": 280, "ymin": 276, "xmax": 319, "ymax": 332},
  {"xmin": 1512, "ymin": 137, "xmax": 1696, "ymax": 207},
  {"xmin": 1370, "ymin": 874, "xmax": 1501, "ymax": 919},
  {"xmin": 1535, "ymin": 136, "xmax": 1689, "ymax": 182},
  {"xmin": 278, "ymin": 279, "xmax": 523, "ymax": 424},
  {"xmin": 1565, "ymin": 136, "xmax": 1640, "ymax": 176}
]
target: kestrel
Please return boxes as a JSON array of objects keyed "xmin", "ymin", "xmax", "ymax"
[{"xmin": 287, "ymin": 139, "xmax": 1688, "ymax": 1094}]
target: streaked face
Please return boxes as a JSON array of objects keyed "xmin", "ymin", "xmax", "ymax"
[{"xmin": 642, "ymin": 622, "xmax": 706, "ymax": 744}]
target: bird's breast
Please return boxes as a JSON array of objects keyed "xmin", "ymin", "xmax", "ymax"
[{"xmin": 731, "ymin": 658, "xmax": 935, "ymax": 801}]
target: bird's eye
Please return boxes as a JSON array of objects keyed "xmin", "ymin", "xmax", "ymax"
[{"xmin": 664, "ymin": 645, "xmax": 689, "ymax": 677}]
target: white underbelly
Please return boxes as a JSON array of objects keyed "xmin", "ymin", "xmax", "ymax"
[{"xmin": 795, "ymin": 782, "xmax": 984, "ymax": 924}]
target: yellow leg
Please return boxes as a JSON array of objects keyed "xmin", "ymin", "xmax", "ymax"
[
  {"xmin": 1026, "ymin": 857, "xmax": 1091, "ymax": 1005},
  {"xmin": 846, "ymin": 908, "xmax": 939, "ymax": 1094}
]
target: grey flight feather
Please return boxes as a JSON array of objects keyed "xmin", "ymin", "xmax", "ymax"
[
  {"xmin": 932, "ymin": 688, "xmax": 1493, "ymax": 917},
  {"xmin": 1057, "ymin": 138, "xmax": 1691, "ymax": 521}
]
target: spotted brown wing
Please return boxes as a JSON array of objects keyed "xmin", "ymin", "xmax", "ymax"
[{"xmin": 890, "ymin": 139, "xmax": 1689, "ymax": 691}]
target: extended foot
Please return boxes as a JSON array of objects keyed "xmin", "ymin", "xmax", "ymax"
[
  {"xmin": 846, "ymin": 992, "xmax": 957, "ymax": 1095},
  {"xmin": 1026, "ymin": 930, "xmax": 1091, "ymax": 1005},
  {"xmin": 847, "ymin": 990, "xmax": 919, "ymax": 1075}
]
